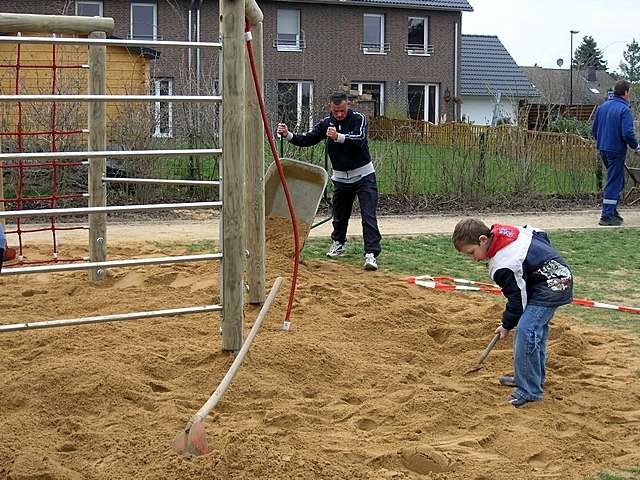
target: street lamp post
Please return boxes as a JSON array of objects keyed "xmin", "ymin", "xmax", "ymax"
[{"xmin": 569, "ymin": 30, "xmax": 579, "ymax": 112}]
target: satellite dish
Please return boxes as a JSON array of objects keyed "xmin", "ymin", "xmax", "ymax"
[{"xmin": 557, "ymin": 58, "xmax": 564, "ymax": 67}]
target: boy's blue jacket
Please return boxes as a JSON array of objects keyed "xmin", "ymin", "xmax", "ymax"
[
  {"xmin": 0, "ymin": 223, "xmax": 6, "ymax": 250},
  {"xmin": 487, "ymin": 224, "xmax": 573, "ymax": 330},
  {"xmin": 591, "ymin": 96, "xmax": 638, "ymax": 153}
]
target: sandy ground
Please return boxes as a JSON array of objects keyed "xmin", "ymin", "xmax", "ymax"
[
  {"xmin": 1, "ymin": 215, "xmax": 640, "ymax": 479},
  {"xmin": 5, "ymin": 207, "xmax": 640, "ymax": 247}
]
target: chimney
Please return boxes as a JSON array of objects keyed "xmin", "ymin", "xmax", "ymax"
[{"xmin": 587, "ymin": 66, "xmax": 597, "ymax": 82}]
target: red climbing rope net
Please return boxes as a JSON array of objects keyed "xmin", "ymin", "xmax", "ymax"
[{"xmin": 1, "ymin": 39, "xmax": 88, "ymax": 265}]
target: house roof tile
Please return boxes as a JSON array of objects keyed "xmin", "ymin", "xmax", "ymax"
[
  {"xmin": 460, "ymin": 34, "xmax": 539, "ymax": 98},
  {"xmin": 274, "ymin": 0, "xmax": 473, "ymax": 11},
  {"xmin": 521, "ymin": 66, "xmax": 616, "ymax": 105}
]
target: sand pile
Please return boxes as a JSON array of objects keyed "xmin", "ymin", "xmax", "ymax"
[{"xmin": 1, "ymin": 226, "xmax": 639, "ymax": 479}]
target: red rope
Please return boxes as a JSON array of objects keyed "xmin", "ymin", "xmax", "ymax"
[
  {"xmin": 15, "ymin": 42, "xmax": 25, "ymax": 258},
  {"xmin": 50, "ymin": 42, "xmax": 60, "ymax": 255},
  {"xmin": 6, "ymin": 225, "xmax": 85, "ymax": 234},
  {"xmin": 1, "ymin": 193, "xmax": 85, "ymax": 204},
  {"xmin": 0, "ymin": 129, "xmax": 85, "ymax": 136},
  {"xmin": 15, "ymin": 256, "xmax": 86, "ymax": 266},
  {"xmin": 0, "ymin": 161, "xmax": 86, "ymax": 169},
  {"xmin": 0, "ymin": 64, "xmax": 83, "ymax": 69},
  {"xmin": 2, "ymin": 39, "xmax": 86, "ymax": 265},
  {"xmin": 245, "ymin": 18, "xmax": 300, "ymax": 327}
]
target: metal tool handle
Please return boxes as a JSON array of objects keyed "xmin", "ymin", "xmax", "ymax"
[{"xmin": 477, "ymin": 333, "xmax": 500, "ymax": 365}]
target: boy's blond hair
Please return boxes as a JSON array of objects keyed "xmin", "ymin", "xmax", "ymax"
[{"xmin": 452, "ymin": 218, "xmax": 491, "ymax": 251}]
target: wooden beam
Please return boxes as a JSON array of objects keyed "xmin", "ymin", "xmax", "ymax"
[
  {"xmin": 244, "ymin": 20, "xmax": 265, "ymax": 305},
  {"xmin": 0, "ymin": 13, "xmax": 114, "ymax": 35},
  {"xmin": 245, "ymin": 0, "xmax": 264, "ymax": 25},
  {"xmin": 87, "ymin": 31, "xmax": 107, "ymax": 282},
  {"xmin": 221, "ymin": 0, "xmax": 246, "ymax": 351}
]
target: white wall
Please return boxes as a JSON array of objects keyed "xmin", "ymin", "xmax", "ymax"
[{"xmin": 460, "ymin": 96, "xmax": 520, "ymax": 126}]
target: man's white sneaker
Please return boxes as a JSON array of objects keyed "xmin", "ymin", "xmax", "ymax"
[
  {"xmin": 364, "ymin": 253, "xmax": 378, "ymax": 271},
  {"xmin": 326, "ymin": 240, "xmax": 347, "ymax": 258}
]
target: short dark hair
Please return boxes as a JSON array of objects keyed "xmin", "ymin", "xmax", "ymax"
[
  {"xmin": 613, "ymin": 79, "xmax": 631, "ymax": 96},
  {"xmin": 330, "ymin": 91, "xmax": 348, "ymax": 105},
  {"xmin": 452, "ymin": 218, "xmax": 491, "ymax": 251}
]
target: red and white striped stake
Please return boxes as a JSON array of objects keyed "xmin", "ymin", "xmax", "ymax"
[{"xmin": 407, "ymin": 274, "xmax": 640, "ymax": 315}]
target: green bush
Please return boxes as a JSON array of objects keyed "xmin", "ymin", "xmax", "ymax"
[{"xmin": 549, "ymin": 116, "xmax": 593, "ymax": 138}]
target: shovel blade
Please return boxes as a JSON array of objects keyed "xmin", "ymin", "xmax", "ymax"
[
  {"xmin": 173, "ymin": 420, "xmax": 209, "ymax": 456},
  {"xmin": 464, "ymin": 364, "xmax": 484, "ymax": 375}
]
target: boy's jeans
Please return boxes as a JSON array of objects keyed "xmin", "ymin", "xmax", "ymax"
[{"xmin": 512, "ymin": 304, "xmax": 557, "ymax": 401}]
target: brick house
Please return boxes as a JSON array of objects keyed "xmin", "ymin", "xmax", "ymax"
[{"xmin": 0, "ymin": 0, "xmax": 473, "ymax": 136}]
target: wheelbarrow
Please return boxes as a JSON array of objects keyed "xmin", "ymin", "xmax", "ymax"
[{"xmin": 264, "ymin": 157, "xmax": 329, "ymax": 243}]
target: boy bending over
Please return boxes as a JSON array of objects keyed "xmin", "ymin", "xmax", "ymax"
[{"xmin": 453, "ymin": 218, "xmax": 573, "ymax": 408}]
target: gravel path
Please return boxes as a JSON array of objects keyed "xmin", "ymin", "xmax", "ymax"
[{"xmin": 6, "ymin": 207, "xmax": 640, "ymax": 245}]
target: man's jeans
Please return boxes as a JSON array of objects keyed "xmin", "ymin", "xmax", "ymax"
[
  {"xmin": 512, "ymin": 304, "xmax": 557, "ymax": 401},
  {"xmin": 600, "ymin": 150, "xmax": 626, "ymax": 218}
]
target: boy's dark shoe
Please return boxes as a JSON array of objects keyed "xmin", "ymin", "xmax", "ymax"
[
  {"xmin": 598, "ymin": 216, "xmax": 623, "ymax": 226},
  {"xmin": 506, "ymin": 394, "xmax": 534, "ymax": 408},
  {"xmin": 614, "ymin": 210, "xmax": 624, "ymax": 222},
  {"xmin": 498, "ymin": 375, "xmax": 517, "ymax": 387}
]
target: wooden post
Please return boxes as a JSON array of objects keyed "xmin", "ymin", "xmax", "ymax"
[
  {"xmin": 0, "ymin": 135, "xmax": 4, "ymax": 228},
  {"xmin": 221, "ymin": 0, "xmax": 245, "ymax": 351},
  {"xmin": 88, "ymin": 31, "xmax": 107, "ymax": 282},
  {"xmin": 244, "ymin": 20, "xmax": 265, "ymax": 305}
]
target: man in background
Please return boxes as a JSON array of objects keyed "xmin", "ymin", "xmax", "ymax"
[
  {"xmin": 277, "ymin": 91, "xmax": 382, "ymax": 270},
  {"xmin": 591, "ymin": 79, "xmax": 639, "ymax": 226}
]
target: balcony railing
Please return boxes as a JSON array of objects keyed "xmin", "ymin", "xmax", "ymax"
[
  {"xmin": 405, "ymin": 44, "xmax": 434, "ymax": 55},
  {"xmin": 360, "ymin": 42, "xmax": 390, "ymax": 54},
  {"xmin": 274, "ymin": 33, "xmax": 306, "ymax": 51},
  {"xmin": 128, "ymin": 33, "xmax": 163, "ymax": 41}
]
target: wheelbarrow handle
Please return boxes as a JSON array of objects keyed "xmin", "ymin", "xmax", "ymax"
[{"xmin": 477, "ymin": 333, "xmax": 501, "ymax": 365}]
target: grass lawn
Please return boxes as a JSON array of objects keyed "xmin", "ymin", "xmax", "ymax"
[
  {"xmin": 588, "ymin": 469, "xmax": 640, "ymax": 480},
  {"xmin": 302, "ymin": 227, "xmax": 640, "ymax": 336},
  {"xmin": 274, "ymin": 140, "xmax": 597, "ymax": 196},
  {"xmin": 123, "ymin": 139, "xmax": 589, "ymax": 196}
]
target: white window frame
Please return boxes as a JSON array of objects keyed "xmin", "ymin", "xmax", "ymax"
[
  {"xmin": 277, "ymin": 80, "xmax": 314, "ymax": 129},
  {"xmin": 130, "ymin": 3, "xmax": 157, "ymax": 40},
  {"xmin": 75, "ymin": 1, "xmax": 103, "ymax": 16},
  {"xmin": 351, "ymin": 82, "xmax": 384, "ymax": 116},
  {"xmin": 152, "ymin": 78, "xmax": 173, "ymax": 138},
  {"xmin": 408, "ymin": 83, "xmax": 439, "ymax": 124},
  {"xmin": 362, "ymin": 14, "xmax": 386, "ymax": 55},
  {"xmin": 407, "ymin": 16, "xmax": 429, "ymax": 56},
  {"xmin": 276, "ymin": 9, "xmax": 302, "ymax": 52}
]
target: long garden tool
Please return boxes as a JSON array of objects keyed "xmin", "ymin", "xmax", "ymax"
[
  {"xmin": 173, "ymin": 277, "xmax": 282, "ymax": 456},
  {"xmin": 464, "ymin": 333, "xmax": 500, "ymax": 374}
]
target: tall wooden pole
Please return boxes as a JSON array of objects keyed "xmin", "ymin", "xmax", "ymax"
[
  {"xmin": 244, "ymin": 20, "xmax": 265, "ymax": 305},
  {"xmin": 0, "ymin": 134, "xmax": 4, "ymax": 228},
  {"xmin": 88, "ymin": 31, "xmax": 107, "ymax": 281},
  {"xmin": 221, "ymin": 0, "xmax": 245, "ymax": 351}
]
